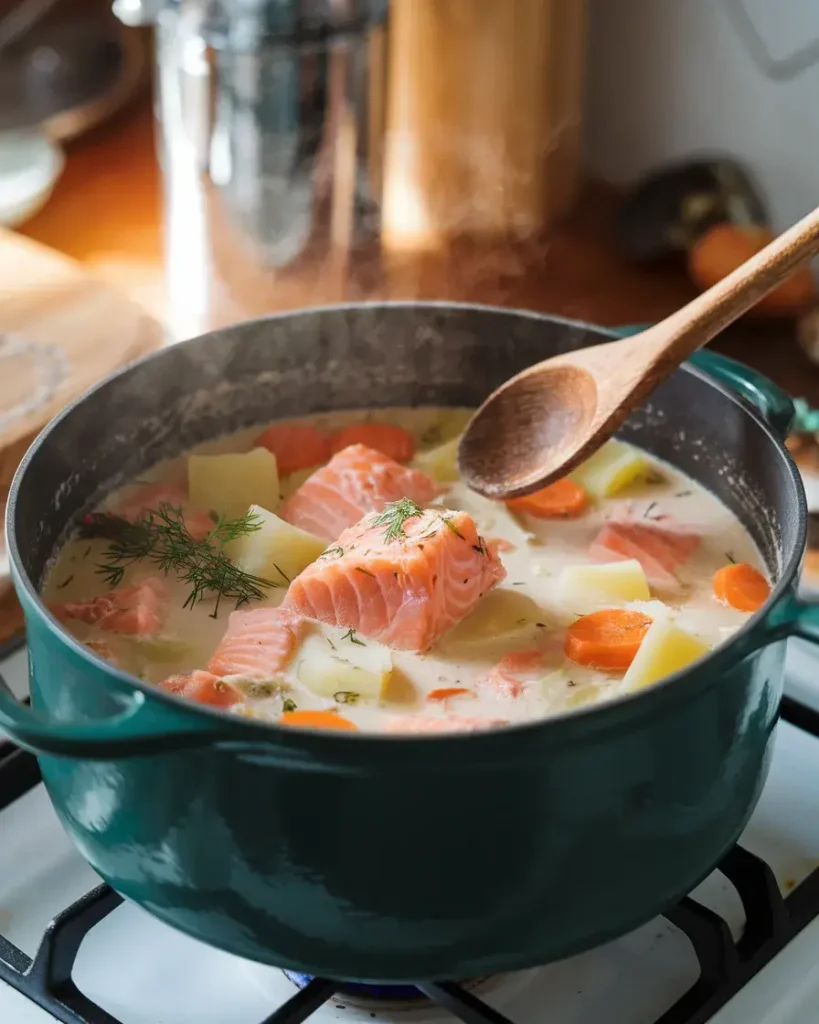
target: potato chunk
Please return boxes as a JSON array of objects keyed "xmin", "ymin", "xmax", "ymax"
[
  {"xmin": 227, "ymin": 504, "xmax": 326, "ymax": 583},
  {"xmin": 623, "ymin": 619, "xmax": 710, "ymax": 690},
  {"xmin": 572, "ymin": 439, "xmax": 651, "ymax": 497},
  {"xmin": 189, "ymin": 448, "xmax": 280, "ymax": 519},
  {"xmin": 440, "ymin": 588, "xmax": 544, "ymax": 652},
  {"xmin": 296, "ymin": 628, "xmax": 392, "ymax": 700},
  {"xmin": 558, "ymin": 559, "xmax": 650, "ymax": 612}
]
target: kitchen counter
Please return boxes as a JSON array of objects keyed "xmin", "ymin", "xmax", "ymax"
[{"xmin": 16, "ymin": 93, "xmax": 819, "ymax": 403}]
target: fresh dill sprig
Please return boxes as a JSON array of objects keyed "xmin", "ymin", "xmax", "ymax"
[
  {"xmin": 371, "ymin": 497, "xmax": 424, "ymax": 541},
  {"xmin": 341, "ymin": 628, "xmax": 366, "ymax": 646},
  {"xmin": 94, "ymin": 504, "xmax": 276, "ymax": 614}
]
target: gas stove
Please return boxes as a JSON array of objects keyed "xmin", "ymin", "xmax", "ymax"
[{"xmin": 3, "ymin": 636, "xmax": 819, "ymax": 1024}]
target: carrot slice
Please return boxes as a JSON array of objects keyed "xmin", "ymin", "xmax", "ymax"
[
  {"xmin": 328, "ymin": 424, "xmax": 416, "ymax": 462},
  {"xmin": 506, "ymin": 479, "xmax": 589, "ymax": 518},
  {"xmin": 280, "ymin": 709, "xmax": 359, "ymax": 732},
  {"xmin": 427, "ymin": 687, "xmax": 476, "ymax": 702},
  {"xmin": 713, "ymin": 563, "xmax": 771, "ymax": 612},
  {"xmin": 255, "ymin": 424, "xmax": 331, "ymax": 476},
  {"xmin": 564, "ymin": 609, "xmax": 652, "ymax": 671}
]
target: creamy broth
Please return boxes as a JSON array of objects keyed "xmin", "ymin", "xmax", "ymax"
[{"xmin": 44, "ymin": 407, "xmax": 768, "ymax": 733}]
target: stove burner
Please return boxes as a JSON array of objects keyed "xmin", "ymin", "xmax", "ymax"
[
  {"xmin": 1, "ymin": 633, "xmax": 819, "ymax": 1024},
  {"xmin": 285, "ymin": 969, "xmax": 428, "ymax": 1002}
]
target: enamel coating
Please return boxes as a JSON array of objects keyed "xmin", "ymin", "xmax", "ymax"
[{"xmin": 4, "ymin": 304, "xmax": 813, "ymax": 980}]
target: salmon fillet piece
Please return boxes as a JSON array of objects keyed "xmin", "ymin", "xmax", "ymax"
[
  {"xmin": 590, "ymin": 521, "xmax": 699, "ymax": 590},
  {"xmin": 479, "ymin": 648, "xmax": 546, "ymax": 699},
  {"xmin": 207, "ymin": 607, "xmax": 305, "ymax": 680},
  {"xmin": 280, "ymin": 443, "xmax": 437, "ymax": 541},
  {"xmin": 284, "ymin": 504, "xmax": 506, "ymax": 651},
  {"xmin": 385, "ymin": 714, "xmax": 508, "ymax": 734},
  {"xmin": 111, "ymin": 481, "xmax": 214, "ymax": 541},
  {"xmin": 54, "ymin": 577, "xmax": 169, "ymax": 636},
  {"xmin": 159, "ymin": 670, "xmax": 243, "ymax": 707}
]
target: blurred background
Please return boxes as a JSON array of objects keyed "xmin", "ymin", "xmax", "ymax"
[{"xmin": 4, "ymin": 0, "xmax": 819, "ymax": 635}]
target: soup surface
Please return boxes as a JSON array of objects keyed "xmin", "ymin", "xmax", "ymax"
[{"xmin": 44, "ymin": 407, "xmax": 771, "ymax": 734}]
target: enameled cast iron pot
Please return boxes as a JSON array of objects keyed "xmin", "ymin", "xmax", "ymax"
[{"xmin": 3, "ymin": 303, "xmax": 818, "ymax": 982}]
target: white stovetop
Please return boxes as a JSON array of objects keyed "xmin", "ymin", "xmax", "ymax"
[{"xmin": 3, "ymin": 639, "xmax": 819, "ymax": 1024}]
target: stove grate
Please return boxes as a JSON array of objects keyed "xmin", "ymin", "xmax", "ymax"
[{"xmin": 1, "ymin": 680, "xmax": 819, "ymax": 1023}]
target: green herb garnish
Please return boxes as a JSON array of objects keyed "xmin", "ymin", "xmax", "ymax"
[
  {"xmin": 56, "ymin": 574, "xmax": 74, "ymax": 589},
  {"xmin": 282, "ymin": 698, "xmax": 297, "ymax": 712},
  {"xmin": 440, "ymin": 514, "xmax": 464, "ymax": 539},
  {"xmin": 643, "ymin": 501, "xmax": 658, "ymax": 519},
  {"xmin": 334, "ymin": 690, "xmax": 360, "ymax": 705},
  {"xmin": 95, "ymin": 504, "xmax": 276, "ymax": 614},
  {"xmin": 323, "ymin": 545, "xmax": 344, "ymax": 559},
  {"xmin": 341, "ymin": 628, "xmax": 366, "ymax": 646},
  {"xmin": 355, "ymin": 567, "xmax": 376, "ymax": 578},
  {"xmin": 371, "ymin": 497, "xmax": 424, "ymax": 542},
  {"xmin": 725, "ymin": 551, "xmax": 736, "ymax": 564}
]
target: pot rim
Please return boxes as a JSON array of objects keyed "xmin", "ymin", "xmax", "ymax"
[{"xmin": 5, "ymin": 301, "xmax": 807, "ymax": 750}]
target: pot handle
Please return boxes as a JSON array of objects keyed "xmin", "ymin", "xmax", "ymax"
[
  {"xmin": 610, "ymin": 325, "xmax": 795, "ymax": 439},
  {"xmin": 0, "ymin": 671, "xmax": 226, "ymax": 759}
]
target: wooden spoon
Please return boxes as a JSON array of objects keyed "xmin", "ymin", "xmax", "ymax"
[{"xmin": 458, "ymin": 206, "xmax": 819, "ymax": 499}]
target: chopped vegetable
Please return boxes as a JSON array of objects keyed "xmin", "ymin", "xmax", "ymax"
[
  {"xmin": 188, "ymin": 448, "xmax": 280, "ymax": 519},
  {"xmin": 506, "ymin": 479, "xmax": 589, "ymax": 518},
  {"xmin": 564, "ymin": 609, "xmax": 653, "ymax": 671},
  {"xmin": 713, "ymin": 562, "xmax": 771, "ymax": 612},
  {"xmin": 557, "ymin": 560, "xmax": 651, "ymax": 613},
  {"xmin": 227, "ymin": 504, "xmax": 326, "ymax": 583},
  {"xmin": 280, "ymin": 709, "xmax": 358, "ymax": 731},
  {"xmin": 328, "ymin": 423, "xmax": 416, "ymax": 462},
  {"xmin": 623, "ymin": 619, "xmax": 709, "ymax": 690},
  {"xmin": 296, "ymin": 629, "xmax": 392, "ymax": 699},
  {"xmin": 439, "ymin": 588, "xmax": 544, "ymax": 651},
  {"xmin": 255, "ymin": 423, "xmax": 330, "ymax": 476},
  {"xmin": 412, "ymin": 435, "xmax": 460, "ymax": 483},
  {"xmin": 427, "ymin": 687, "xmax": 475, "ymax": 702},
  {"xmin": 572, "ymin": 439, "xmax": 651, "ymax": 498}
]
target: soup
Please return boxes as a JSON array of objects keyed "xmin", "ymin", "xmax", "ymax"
[{"xmin": 44, "ymin": 407, "xmax": 770, "ymax": 734}]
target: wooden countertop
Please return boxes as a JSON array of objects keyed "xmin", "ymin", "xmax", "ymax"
[{"xmin": 17, "ymin": 92, "xmax": 819, "ymax": 404}]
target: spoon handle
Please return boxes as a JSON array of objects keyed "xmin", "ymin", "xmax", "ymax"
[{"xmin": 648, "ymin": 206, "xmax": 819, "ymax": 358}]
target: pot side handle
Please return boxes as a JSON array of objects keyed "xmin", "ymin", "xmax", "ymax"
[
  {"xmin": 610, "ymin": 325, "xmax": 795, "ymax": 439},
  {"xmin": 0, "ymin": 671, "xmax": 224, "ymax": 759}
]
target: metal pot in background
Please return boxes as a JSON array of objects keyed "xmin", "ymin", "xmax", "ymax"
[{"xmin": 115, "ymin": 0, "xmax": 589, "ymax": 340}]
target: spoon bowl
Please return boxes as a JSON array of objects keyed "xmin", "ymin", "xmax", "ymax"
[{"xmin": 460, "ymin": 206, "xmax": 819, "ymax": 499}]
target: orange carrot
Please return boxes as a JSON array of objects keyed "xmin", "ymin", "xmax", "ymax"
[
  {"xmin": 328, "ymin": 424, "xmax": 416, "ymax": 462},
  {"xmin": 255, "ymin": 424, "xmax": 330, "ymax": 476},
  {"xmin": 506, "ymin": 479, "xmax": 589, "ymax": 518},
  {"xmin": 713, "ymin": 563, "xmax": 771, "ymax": 612},
  {"xmin": 427, "ymin": 687, "xmax": 476, "ymax": 702},
  {"xmin": 564, "ymin": 610, "xmax": 652, "ymax": 671},
  {"xmin": 280, "ymin": 709, "xmax": 359, "ymax": 732}
]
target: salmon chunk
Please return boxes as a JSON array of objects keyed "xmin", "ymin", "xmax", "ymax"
[
  {"xmin": 590, "ymin": 521, "xmax": 699, "ymax": 590},
  {"xmin": 385, "ymin": 714, "xmax": 508, "ymax": 734},
  {"xmin": 284, "ymin": 504, "xmax": 506, "ymax": 652},
  {"xmin": 111, "ymin": 481, "xmax": 214, "ymax": 541},
  {"xmin": 54, "ymin": 577, "xmax": 169, "ymax": 636},
  {"xmin": 207, "ymin": 607, "xmax": 305, "ymax": 680},
  {"xmin": 281, "ymin": 444, "xmax": 437, "ymax": 541},
  {"xmin": 479, "ymin": 648, "xmax": 546, "ymax": 699},
  {"xmin": 159, "ymin": 670, "xmax": 243, "ymax": 708}
]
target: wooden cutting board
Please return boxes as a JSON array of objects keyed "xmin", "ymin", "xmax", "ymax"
[{"xmin": 0, "ymin": 228, "xmax": 165, "ymax": 641}]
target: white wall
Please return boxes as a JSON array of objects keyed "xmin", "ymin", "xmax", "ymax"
[{"xmin": 584, "ymin": 0, "xmax": 819, "ymax": 231}]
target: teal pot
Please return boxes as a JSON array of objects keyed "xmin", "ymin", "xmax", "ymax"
[{"xmin": 3, "ymin": 304, "xmax": 817, "ymax": 981}]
